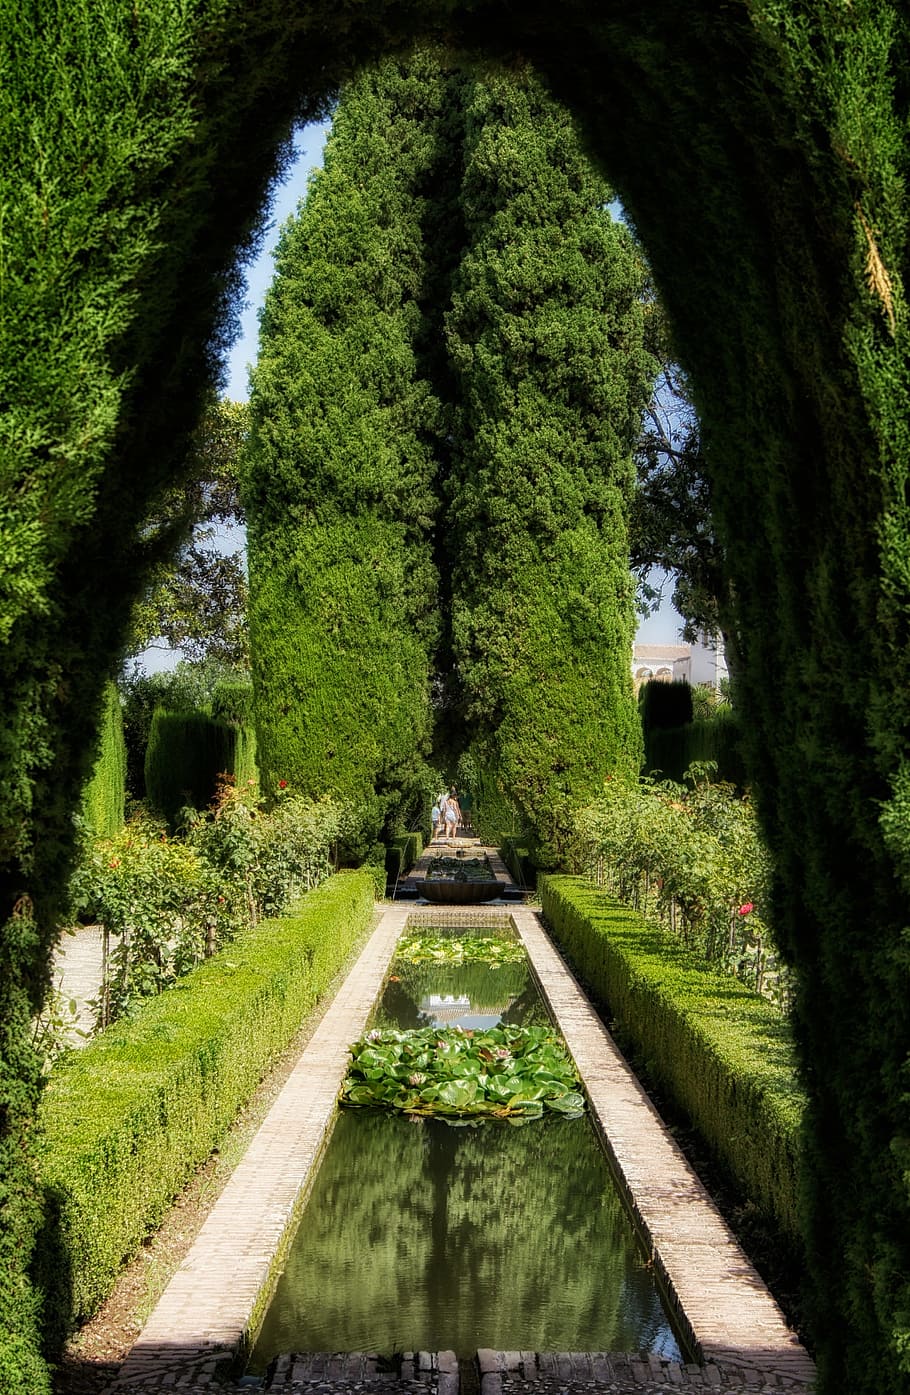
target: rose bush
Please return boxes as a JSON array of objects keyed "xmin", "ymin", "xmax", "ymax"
[{"xmin": 572, "ymin": 766, "xmax": 789, "ymax": 1008}]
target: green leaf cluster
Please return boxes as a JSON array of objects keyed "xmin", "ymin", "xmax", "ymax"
[
  {"xmin": 342, "ymin": 1024, "xmax": 585, "ymax": 1122},
  {"xmin": 68, "ymin": 786, "xmax": 346, "ymax": 1027},
  {"xmin": 573, "ymin": 773, "xmax": 779, "ymax": 1001},
  {"xmin": 395, "ymin": 930, "xmax": 524, "ymax": 965}
]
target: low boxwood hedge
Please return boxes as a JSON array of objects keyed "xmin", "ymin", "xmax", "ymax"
[
  {"xmin": 500, "ymin": 836, "xmax": 537, "ymax": 888},
  {"xmin": 35, "ymin": 869, "xmax": 375, "ymax": 1349},
  {"xmin": 384, "ymin": 832, "xmax": 423, "ymax": 888},
  {"xmin": 539, "ymin": 874, "xmax": 806, "ymax": 1246}
]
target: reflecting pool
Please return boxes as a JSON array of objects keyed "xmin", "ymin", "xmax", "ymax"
[{"xmin": 247, "ymin": 925, "xmax": 684, "ymax": 1370}]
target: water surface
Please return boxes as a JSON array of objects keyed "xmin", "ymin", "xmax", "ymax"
[{"xmin": 248, "ymin": 1109, "xmax": 682, "ymax": 1367}]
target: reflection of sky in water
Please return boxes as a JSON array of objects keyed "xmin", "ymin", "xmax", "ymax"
[{"xmin": 420, "ymin": 995, "xmax": 506, "ymax": 1031}]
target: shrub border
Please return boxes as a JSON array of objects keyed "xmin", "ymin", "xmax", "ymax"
[
  {"xmin": 538, "ymin": 874, "xmax": 806, "ymax": 1246},
  {"xmin": 36, "ymin": 869, "xmax": 375, "ymax": 1347},
  {"xmin": 384, "ymin": 832, "xmax": 423, "ymax": 890}
]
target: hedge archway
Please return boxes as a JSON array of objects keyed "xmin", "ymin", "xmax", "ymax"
[{"xmin": 3, "ymin": 4, "xmax": 910, "ymax": 1391}]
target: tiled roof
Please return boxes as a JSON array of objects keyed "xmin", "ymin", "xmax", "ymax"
[{"xmin": 633, "ymin": 644, "xmax": 689, "ymax": 660}]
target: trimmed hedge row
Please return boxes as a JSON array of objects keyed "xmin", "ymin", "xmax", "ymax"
[
  {"xmin": 500, "ymin": 837, "xmax": 536, "ymax": 891},
  {"xmin": 539, "ymin": 874, "xmax": 805, "ymax": 1245},
  {"xmin": 36, "ymin": 869, "xmax": 374, "ymax": 1347},
  {"xmin": 384, "ymin": 832, "xmax": 423, "ymax": 889},
  {"xmin": 638, "ymin": 679, "xmax": 694, "ymax": 732}
]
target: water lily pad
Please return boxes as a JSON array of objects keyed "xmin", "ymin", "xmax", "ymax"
[{"xmin": 343, "ymin": 1024, "xmax": 584, "ymax": 1124}]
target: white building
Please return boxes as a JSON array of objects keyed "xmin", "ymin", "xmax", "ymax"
[{"xmin": 632, "ymin": 635, "xmax": 728, "ymax": 693}]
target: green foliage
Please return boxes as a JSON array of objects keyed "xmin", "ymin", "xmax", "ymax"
[
  {"xmin": 70, "ymin": 786, "xmax": 344, "ymax": 1024},
  {"xmin": 36, "ymin": 871, "xmax": 374, "ymax": 1346},
  {"xmin": 119, "ymin": 659, "xmax": 243, "ymax": 799},
  {"xmin": 461, "ymin": 750, "xmax": 527, "ymax": 848},
  {"xmin": 3, "ymin": 5, "xmax": 910, "ymax": 1387},
  {"xmin": 245, "ymin": 54, "xmax": 457, "ymax": 856},
  {"xmin": 638, "ymin": 679, "xmax": 694, "ymax": 732},
  {"xmin": 384, "ymin": 832, "xmax": 423, "ymax": 889},
  {"xmin": 395, "ymin": 930, "xmax": 524, "ymax": 965},
  {"xmin": 143, "ymin": 709, "xmax": 256, "ymax": 829},
  {"xmin": 631, "ymin": 353, "xmax": 727, "ymax": 645},
  {"xmin": 644, "ymin": 709, "xmax": 746, "ymax": 790},
  {"xmin": 80, "ymin": 682, "xmax": 126, "ymax": 840},
  {"xmin": 127, "ymin": 397, "xmax": 249, "ymax": 667},
  {"xmin": 342, "ymin": 1024, "xmax": 585, "ymax": 1122},
  {"xmin": 539, "ymin": 875, "xmax": 805, "ymax": 1246},
  {"xmin": 499, "ymin": 837, "xmax": 537, "ymax": 891},
  {"xmin": 445, "ymin": 71, "xmax": 653, "ymax": 866},
  {"xmin": 573, "ymin": 773, "xmax": 783, "ymax": 1002},
  {"xmin": 210, "ymin": 675, "xmax": 254, "ymax": 728}
]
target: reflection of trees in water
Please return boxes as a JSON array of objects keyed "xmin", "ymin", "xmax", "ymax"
[
  {"xmin": 501, "ymin": 983, "xmax": 550, "ymax": 1027},
  {"xmin": 376, "ymin": 960, "xmax": 532, "ymax": 1025},
  {"xmin": 250, "ymin": 1112, "xmax": 433, "ymax": 1364},
  {"xmin": 251, "ymin": 1110, "xmax": 675, "ymax": 1366}
]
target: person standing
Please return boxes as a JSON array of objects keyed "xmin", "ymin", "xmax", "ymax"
[
  {"xmin": 431, "ymin": 791, "xmax": 447, "ymax": 843},
  {"xmin": 443, "ymin": 786, "xmax": 462, "ymax": 843}
]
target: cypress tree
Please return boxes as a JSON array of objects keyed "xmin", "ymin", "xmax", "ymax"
[
  {"xmin": 245, "ymin": 54, "xmax": 463, "ymax": 850},
  {"xmin": 445, "ymin": 71, "xmax": 655, "ymax": 864}
]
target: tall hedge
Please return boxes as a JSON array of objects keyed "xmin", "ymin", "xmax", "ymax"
[
  {"xmin": 5, "ymin": 6, "xmax": 910, "ymax": 1390},
  {"xmin": 638, "ymin": 679, "xmax": 694, "ymax": 733},
  {"xmin": 445, "ymin": 71, "xmax": 654, "ymax": 867},
  {"xmin": 644, "ymin": 711, "xmax": 746, "ymax": 789},
  {"xmin": 80, "ymin": 683, "xmax": 126, "ymax": 840},
  {"xmin": 144, "ymin": 710, "xmax": 257, "ymax": 829},
  {"xmin": 244, "ymin": 53, "xmax": 461, "ymax": 853}
]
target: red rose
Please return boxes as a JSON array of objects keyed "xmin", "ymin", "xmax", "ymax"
[{"xmin": 738, "ymin": 902, "xmax": 754, "ymax": 916}]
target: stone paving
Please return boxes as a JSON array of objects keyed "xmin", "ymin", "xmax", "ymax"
[
  {"xmin": 100, "ymin": 892, "xmax": 816, "ymax": 1395},
  {"xmin": 53, "ymin": 922, "xmax": 105, "ymax": 1044}
]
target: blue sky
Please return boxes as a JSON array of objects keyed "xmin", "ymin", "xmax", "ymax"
[
  {"xmin": 223, "ymin": 120, "xmax": 332, "ymax": 401},
  {"xmin": 214, "ymin": 117, "xmax": 682, "ymax": 652}
]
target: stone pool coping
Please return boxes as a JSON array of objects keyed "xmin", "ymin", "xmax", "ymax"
[{"xmin": 106, "ymin": 902, "xmax": 814, "ymax": 1393}]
